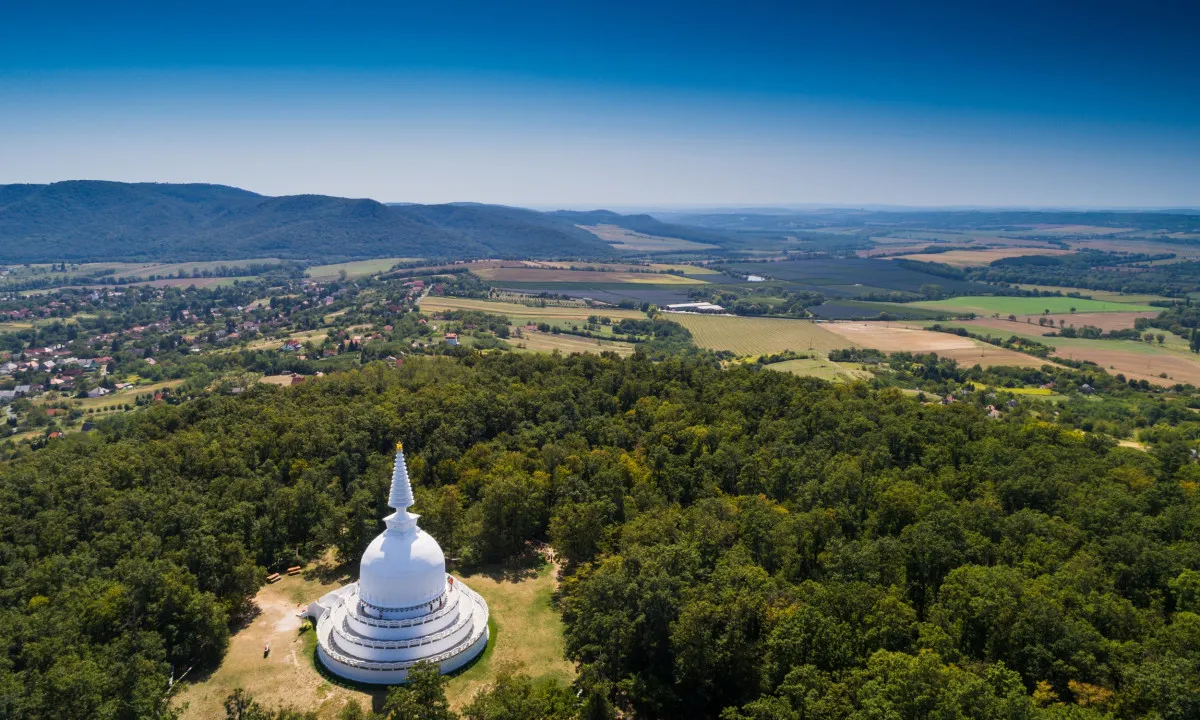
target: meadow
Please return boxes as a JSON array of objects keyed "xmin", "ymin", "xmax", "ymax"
[
  {"xmin": 305, "ymin": 258, "xmax": 419, "ymax": 280},
  {"xmin": 513, "ymin": 332, "xmax": 636, "ymax": 356},
  {"xmin": 909, "ymin": 296, "xmax": 1158, "ymax": 315},
  {"xmin": 762, "ymin": 357, "xmax": 873, "ymax": 382}
]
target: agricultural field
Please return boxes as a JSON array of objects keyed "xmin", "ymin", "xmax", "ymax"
[
  {"xmin": 0, "ymin": 321, "xmax": 34, "ymax": 333},
  {"xmin": 469, "ymin": 263, "xmax": 707, "ymax": 285},
  {"xmin": 972, "ymin": 312, "xmax": 1157, "ymax": 333},
  {"xmin": 913, "ymin": 320, "xmax": 1200, "ymax": 385},
  {"xmin": 108, "ymin": 258, "xmax": 283, "ymax": 280},
  {"xmin": 524, "ymin": 261, "xmax": 719, "ymax": 275},
  {"xmin": 581, "ymin": 224, "xmax": 718, "ymax": 252},
  {"xmin": 909, "ymin": 296, "xmax": 1158, "ymax": 316},
  {"xmin": 668, "ymin": 314, "xmax": 851, "ymax": 356},
  {"xmin": 822, "ymin": 322, "xmax": 1052, "ymax": 369},
  {"xmin": 892, "ymin": 248, "xmax": 1069, "ymax": 267},
  {"xmin": 175, "ymin": 560, "xmax": 570, "ymax": 718},
  {"xmin": 418, "ymin": 296, "xmax": 647, "ymax": 322},
  {"xmin": 305, "ymin": 258, "xmax": 418, "ymax": 280},
  {"xmin": 725, "ymin": 258, "xmax": 988, "ymax": 296},
  {"xmin": 1008, "ymin": 285, "xmax": 1174, "ymax": 305},
  {"xmin": 808, "ymin": 300, "xmax": 950, "ymax": 320}
]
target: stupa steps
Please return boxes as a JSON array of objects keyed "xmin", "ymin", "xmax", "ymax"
[
  {"xmin": 333, "ymin": 605, "xmax": 473, "ymax": 649},
  {"xmin": 318, "ymin": 587, "xmax": 489, "ymax": 671}
]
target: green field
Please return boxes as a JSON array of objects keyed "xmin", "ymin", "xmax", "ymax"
[
  {"xmin": 668, "ymin": 313, "xmax": 852, "ymax": 356},
  {"xmin": 911, "ymin": 296, "xmax": 1157, "ymax": 315},
  {"xmin": 306, "ymin": 258, "xmax": 419, "ymax": 280},
  {"xmin": 762, "ymin": 357, "xmax": 872, "ymax": 382}
]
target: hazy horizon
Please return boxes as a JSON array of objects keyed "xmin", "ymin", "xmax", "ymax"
[{"xmin": 3, "ymin": 1, "xmax": 1198, "ymax": 207}]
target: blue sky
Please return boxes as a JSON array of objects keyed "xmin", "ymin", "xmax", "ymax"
[{"xmin": 2, "ymin": 1, "xmax": 1197, "ymax": 207}]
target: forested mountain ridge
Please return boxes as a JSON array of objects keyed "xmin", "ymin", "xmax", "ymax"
[
  {"xmin": 0, "ymin": 181, "xmax": 623, "ymax": 262},
  {"xmin": 0, "ymin": 353, "xmax": 1196, "ymax": 719}
]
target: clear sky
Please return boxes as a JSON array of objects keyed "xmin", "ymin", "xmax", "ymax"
[{"xmin": 2, "ymin": 1, "xmax": 1198, "ymax": 208}]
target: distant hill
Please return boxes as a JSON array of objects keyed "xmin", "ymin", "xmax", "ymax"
[
  {"xmin": 0, "ymin": 181, "xmax": 625, "ymax": 263},
  {"xmin": 548, "ymin": 209, "xmax": 735, "ymax": 247}
]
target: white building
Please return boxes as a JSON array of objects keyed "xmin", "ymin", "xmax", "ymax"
[
  {"xmin": 307, "ymin": 443, "xmax": 489, "ymax": 683},
  {"xmin": 665, "ymin": 302, "xmax": 726, "ymax": 313}
]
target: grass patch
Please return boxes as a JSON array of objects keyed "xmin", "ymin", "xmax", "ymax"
[
  {"xmin": 306, "ymin": 258, "xmax": 419, "ymax": 280},
  {"xmin": 175, "ymin": 559, "xmax": 570, "ymax": 719},
  {"xmin": 763, "ymin": 357, "xmax": 872, "ymax": 382}
]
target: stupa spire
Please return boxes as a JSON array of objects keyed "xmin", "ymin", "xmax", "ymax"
[{"xmin": 384, "ymin": 442, "xmax": 419, "ymax": 534}]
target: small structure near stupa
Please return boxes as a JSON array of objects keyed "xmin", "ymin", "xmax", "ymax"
[{"xmin": 305, "ymin": 443, "xmax": 489, "ymax": 683}]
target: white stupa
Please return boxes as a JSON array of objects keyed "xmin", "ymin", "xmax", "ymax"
[{"xmin": 307, "ymin": 443, "xmax": 489, "ymax": 683}]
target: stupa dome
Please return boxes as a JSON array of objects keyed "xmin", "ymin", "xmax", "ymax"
[
  {"xmin": 306, "ymin": 442, "xmax": 489, "ymax": 684},
  {"xmin": 359, "ymin": 527, "xmax": 447, "ymax": 608}
]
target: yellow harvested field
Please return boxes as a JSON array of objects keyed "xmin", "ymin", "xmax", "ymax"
[
  {"xmin": 892, "ymin": 248, "xmax": 1069, "ymax": 266},
  {"xmin": 514, "ymin": 332, "xmax": 635, "ymax": 356},
  {"xmin": 419, "ymin": 296, "xmax": 647, "ymax": 322},
  {"xmin": 668, "ymin": 314, "xmax": 852, "ymax": 356},
  {"xmin": 823, "ymin": 322, "xmax": 1052, "ymax": 369},
  {"xmin": 175, "ymin": 562, "xmax": 571, "ymax": 718}
]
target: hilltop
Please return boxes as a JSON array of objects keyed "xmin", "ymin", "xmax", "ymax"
[{"xmin": 0, "ymin": 181, "xmax": 632, "ymax": 263}]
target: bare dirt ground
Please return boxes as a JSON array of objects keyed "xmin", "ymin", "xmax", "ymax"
[{"xmin": 823, "ymin": 322, "xmax": 1052, "ymax": 369}]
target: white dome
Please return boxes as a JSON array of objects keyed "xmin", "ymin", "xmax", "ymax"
[{"xmin": 359, "ymin": 526, "xmax": 447, "ymax": 609}]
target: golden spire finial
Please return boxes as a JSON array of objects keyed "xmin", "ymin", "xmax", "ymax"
[{"xmin": 395, "ymin": 441, "xmax": 404, "ymax": 452}]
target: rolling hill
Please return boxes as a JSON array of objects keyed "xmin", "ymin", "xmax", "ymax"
[{"xmin": 0, "ymin": 181, "xmax": 628, "ymax": 262}]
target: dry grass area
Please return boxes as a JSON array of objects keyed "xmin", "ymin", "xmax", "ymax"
[
  {"xmin": 419, "ymin": 296, "xmax": 647, "ymax": 322},
  {"xmin": 175, "ymin": 561, "xmax": 571, "ymax": 719},
  {"xmin": 824, "ymin": 322, "xmax": 1052, "ymax": 369},
  {"xmin": 581, "ymin": 224, "xmax": 718, "ymax": 252},
  {"xmin": 965, "ymin": 313, "xmax": 1157, "ymax": 333},
  {"xmin": 669, "ymin": 314, "xmax": 851, "ymax": 356},
  {"xmin": 513, "ymin": 332, "xmax": 636, "ymax": 356},
  {"xmin": 892, "ymin": 248, "xmax": 1069, "ymax": 267}
]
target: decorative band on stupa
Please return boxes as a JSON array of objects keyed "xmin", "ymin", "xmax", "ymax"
[{"xmin": 306, "ymin": 440, "xmax": 490, "ymax": 683}]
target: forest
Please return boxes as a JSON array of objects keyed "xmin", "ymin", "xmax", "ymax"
[{"xmin": 0, "ymin": 352, "xmax": 1197, "ymax": 719}]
